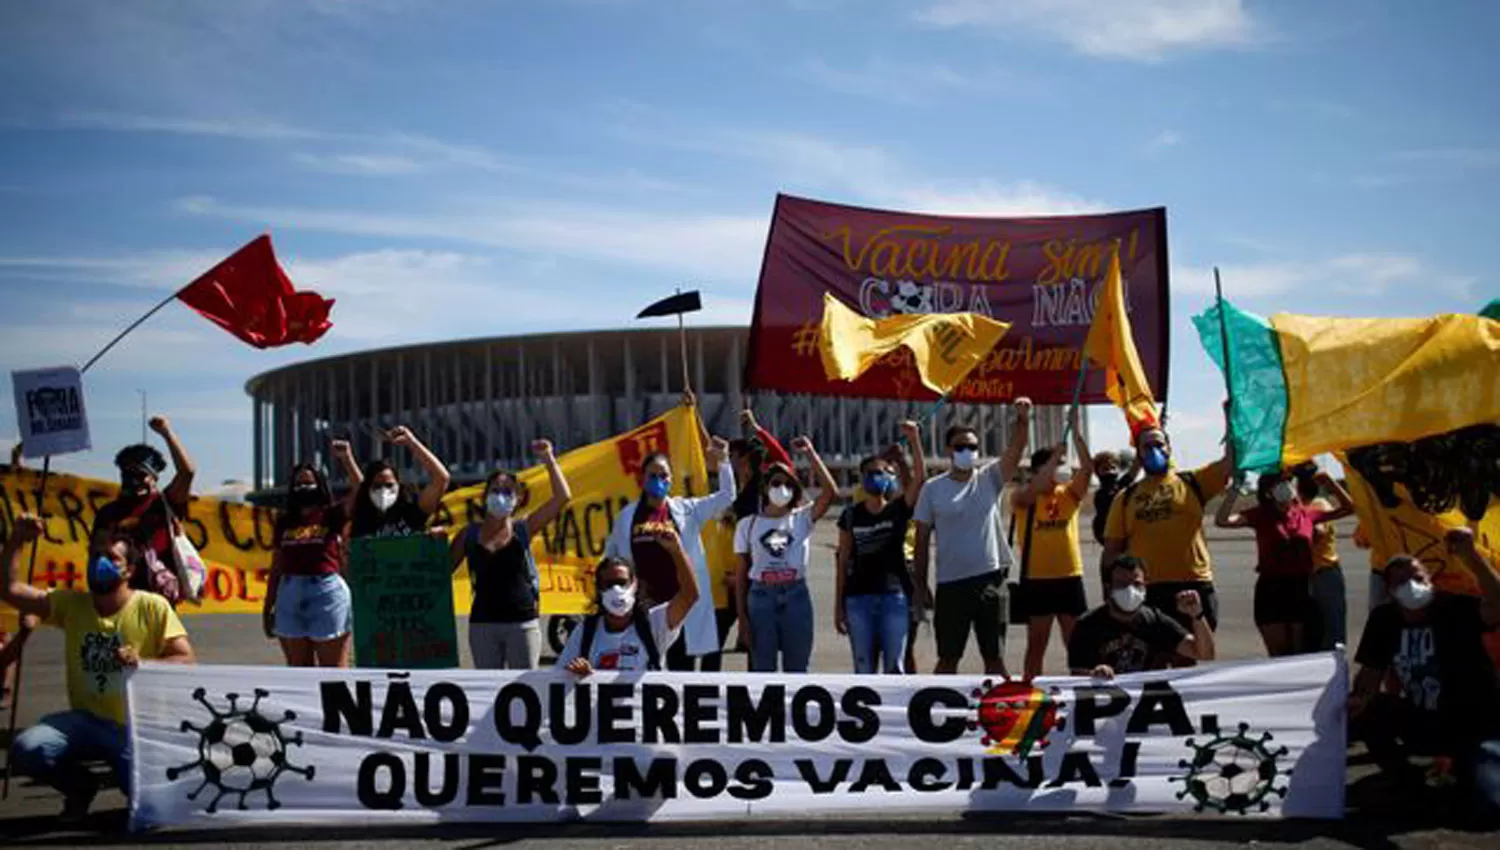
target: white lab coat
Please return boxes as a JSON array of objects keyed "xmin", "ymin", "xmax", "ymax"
[{"xmin": 605, "ymin": 461, "xmax": 735, "ymax": 656}]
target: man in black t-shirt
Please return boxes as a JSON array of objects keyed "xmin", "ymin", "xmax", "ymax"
[
  {"xmin": 1068, "ymin": 555, "xmax": 1215, "ymax": 678},
  {"xmin": 1351, "ymin": 529, "xmax": 1500, "ymax": 788}
]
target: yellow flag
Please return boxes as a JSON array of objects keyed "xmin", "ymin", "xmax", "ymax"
[
  {"xmin": 818, "ymin": 293, "xmax": 1009, "ymax": 395},
  {"xmin": 1082, "ymin": 249, "xmax": 1158, "ymax": 431}
]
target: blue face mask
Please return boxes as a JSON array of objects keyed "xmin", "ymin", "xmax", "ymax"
[
  {"xmin": 863, "ymin": 472, "xmax": 895, "ymax": 497},
  {"xmin": 644, "ymin": 474, "xmax": 671, "ymax": 500},
  {"xmin": 1142, "ymin": 445, "xmax": 1170, "ymax": 476},
  {"xmin": 88, "ymin": 555, "xmax": 124, "ymax": 595}
]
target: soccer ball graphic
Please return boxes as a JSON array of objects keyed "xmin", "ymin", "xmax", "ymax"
[
  {"xmin": 1172, "ymin": 722, "xmax": 1290, "ymax": 814},
  {"xmin": 167, "ymin": 688, "xmax": 314, "ymax": 812},
  {"xmin": 890, "ymin": 280, "xmax": 934, "ymax": 314}
]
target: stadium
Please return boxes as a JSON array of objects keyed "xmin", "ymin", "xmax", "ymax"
[{"xmin": 243, "ymin": 326, "xmax": 1075, "ymax": 498}]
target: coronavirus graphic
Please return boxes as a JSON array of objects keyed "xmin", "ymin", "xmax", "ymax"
[
  {"xmin": 167, "ymin": 688, "xmax": 314, "ymax": 812},
  {"xmin": 1172, "ymin": 722, "xmax": 1290, "ymax": 814},
  {"xmin": 969, "ymin": 679, "xmax": 1065, "ymax": 758}
]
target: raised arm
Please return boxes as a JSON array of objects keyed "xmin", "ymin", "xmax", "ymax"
[
  {"xmin": 331, "ymin": 439, "xmax": 363, "ymax": 514},
  {"xmin": 791, "ymin": 436, "xmax": 838, "ymax": 522},
  {"xmin": 387, "ymin": 426, "xmax": 451, "ymax": 516},
  {"xmin": 150, "ymin": 416, "xmax": 197, "ymax": 506},
  {"xmin": 1314, "ymin": 472, "xmax": 1356, "ymax": 523},
  {"xmin": 1, "ymin": 516, "xmax": 51, "ymax": 620},
  {"xmin": 1174, "ymin": 590, "xmax": 1216, "ymax": 661},
  {"xmin": 660, "ymin": 528, "xmax": 701, "ymax": 631},
  {"xmin": 1068, "ymin": 408, "xmax": 1094, "ymax": 502},
  {"xmin": 684, "ymin": 390, "xmax": 711, "ymax": 457},
  {"xmin": 1448, "ymin": 528, "xmax": 1500, "ymax": 626},
  {"xmin": 997, "ymin": 397, "xmax": 1033, "ymax": 485},
  {"xmin": 898, "ymin": 420, "xmax": 926, "ymax": 508},
  {"xmin": 1214, "ymin": 486, "xmax": 1251, "ymax": 529},
  {"xmin": 686, "ymin": 437, "xmax": 736, "ymax": 520},
  {"xmin": 523, "ymin": 439, "xmax": 572, "ymax": 531}
]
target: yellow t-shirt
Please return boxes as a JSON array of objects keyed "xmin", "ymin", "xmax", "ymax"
[
  {"xmin": 1103, "ymin": 463, "xmax": 1230, "ymax": 583},
  {"xmin": 46, "ymin": 590, "xmax": 187, "ymax": 725},
  {"xmin": 1015, "ymin": 485, "xmax": 1083, "ymax": 580}
]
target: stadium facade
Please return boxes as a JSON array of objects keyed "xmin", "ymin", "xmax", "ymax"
[{"xmin": 245, "ymin": 327, "xmax": 1077, "ymax": 496}]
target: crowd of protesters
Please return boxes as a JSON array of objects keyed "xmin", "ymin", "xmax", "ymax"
[{"xmin": 2, "ymin": 391, "xmax": 1499, "ymax": 818}]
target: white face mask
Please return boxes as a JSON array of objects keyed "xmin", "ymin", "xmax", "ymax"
[
  {"xmin": 370, "ymin": 485, "xmax": 398, "ymax": 512},
  {"xmin": 1271, "ymin": 481, "xmax": 1295, "ymax": 507},
  {"xmin": 601, "ymin": 584, "xmax": 636, "ymax": 617},
  {"xmin": 767, "ymin": 485, "xmax": 794, "ymax": 507},
  {"xmin": 951, "ymin": 448, "xmax": 977, "ymax": 470},
  {"xmin": 1053, "ymin": 466, "xmax": 1074, "ymax": 485},
  {"xmin": 486, "ymin": 491, "xmax": 516, "ymax": 517},
  {"xmin": 1392, "ymin": 579, "xmax": 1434, "ymax": 611},
  {"xmin": 1111, "ymin": 584, "xmax": 1146, "ymax": 614}
]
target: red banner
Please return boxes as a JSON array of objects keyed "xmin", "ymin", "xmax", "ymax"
[{"xmin": 746, "ymin": 195, "xmax": 1170, "ymax": 404}]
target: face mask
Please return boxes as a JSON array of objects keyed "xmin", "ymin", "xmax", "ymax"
[
  {"xmin": 1097, "ymin": 471, "xmax": 1119, "ymax": 490},
  {"xmin": 1142, "ymin": 445, "xmax": 1170, "ymax": 476},
  {"xmin": 644, "ymin": 475, "xmax": 671, "ymax": 500},
  {"xmin": 1393, "ymin": 579, "xmax": 1434, "ymax": 611},
  {"xmin": 952, "ymin": 448, "xmax": 977, "ymax": 470},
  {"xmin": 88, "ymin": 556, "xmax": 124, "ymax": 595},
  {"xmin": 486, "ymin": 491, "xmax": 516, "ymax": 517},
  {"xmin": 121, "ymin": 472, "xmax": 151, "ymax": 496},
  {"xmin": 1053, "ymin": 466, "xmax": 1074, "ymax": 485},
  {"xmin": 767, "ymin": 485, "xmax": 794, "ymax": 507},
  {"xmin": 601, "ymin": 584, "xmax": 635, "ymax": 617},
  {"xmin": 370, "ymin": 486, "xmax": 398, "ymax": 512},
  {"xmin": 290, "ymin": 483, "xmax": 320, "ymax": 505},
  {"xmin": 1111, "ymin": 584, "xmax": 1146, "ymax": 614},
  {"xmin": 863, "ymin": 473, "xmax": 895, "ymax": 497},
  {"xmin": 1271, "ymin": 481, "xmax": 1295, "ymax": 507}
]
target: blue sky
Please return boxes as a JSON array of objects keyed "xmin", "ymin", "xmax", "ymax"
[{"xmin": 1, "ymin": 0, "xmax": 1495, "ymax": 488}]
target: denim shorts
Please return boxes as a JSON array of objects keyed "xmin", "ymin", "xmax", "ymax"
[{"xmin": 274, "ymin": 573, "xmax": 352, "ymax": 641}]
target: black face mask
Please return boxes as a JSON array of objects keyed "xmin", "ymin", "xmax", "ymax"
[
  {"xmin": 1097, "ymin": 471, "xmax": 1119, "ymax": 490},
  {"xmin": 121, "ymin": 473, "xmax": 151, "ymax": 496},
  {"xmin": 289, "ymin": 485, "xmax": 323, "ymax": 508}
]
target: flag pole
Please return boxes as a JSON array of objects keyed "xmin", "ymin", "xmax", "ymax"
[
  {"xmin": 1213, "ymin": 267, "xmax": 1238, "ymax": 472},
  {"xmin": 675, "ymin": 289, "xmax": 692, "ymax": 396},
  {"xmin": 3, "ymin": 454, "xmax": 51, "ymax": 800},
  {"xmin": 80, "ymin": 288, "xmax": 184, "ymax": 375}
]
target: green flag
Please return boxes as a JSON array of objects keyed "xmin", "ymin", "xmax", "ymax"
[{"xmin": 1192, "ymin": 300, "xmax": 1289, "ymax": 475}]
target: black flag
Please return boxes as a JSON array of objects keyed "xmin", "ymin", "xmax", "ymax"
[{"xmin": 636, "ymin": 291, "xmax": 702, "ymax": 319}]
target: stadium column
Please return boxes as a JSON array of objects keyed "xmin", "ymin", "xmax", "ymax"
[
  {"xmin": 727, "ymin": 333, "xmax": 742, "ymax": 418},
  {"xmin": 253, "ymin": 396, "xmax": 264, "ymax": 491},
  {"xmin": 485, "ymin": 343, "xmax": 495, "ymax": 466},
  {"xmin": 622, "ymin": 335, "xmax": 635, "ymax": 435},
  {"xmin": 587, "ymin": 337, "xmax": 602, "ymax": 443}
]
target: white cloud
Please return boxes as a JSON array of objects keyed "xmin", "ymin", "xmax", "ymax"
[
  {"xmin": 800, "ymin": 57, "xmax": 976, "ymax": 104},
  {"xmin": 55, "ymin": 111, "xmax": 330, "ymax": 141},
  {"xmin": 915, "ymin": 0, "xmax": 1257, "ymax": 61},
  {"xmin": 1147, "ymin": 129, "xmax": 1182, "ymax": 151},
  {"xmin": 292, "ymin": 152, "xmax": 427, "ymax": 175},
  {"xmin": 1177, "ymin": 253, "xmax": 1476, "ymax": 300}
]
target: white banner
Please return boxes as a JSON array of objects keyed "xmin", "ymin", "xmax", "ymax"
[
  {"xmin": 128, "ymin": 655, "xmax": 1347, "ymax": 829},
  {"xmin": 11, "ymin": 365, "xmax": 90, "ymax": 458}
]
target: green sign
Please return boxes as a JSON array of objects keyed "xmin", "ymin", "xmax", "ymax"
[{"xmin": 349, "ymin": 535, "xmax": 458, "ymax": 669}]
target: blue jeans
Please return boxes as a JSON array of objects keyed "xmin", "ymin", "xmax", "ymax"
[
  {"xmin": 12, "ymin": 709, "xmax": 129, "ymax": 797},
  {"xmin": 748, "ymin": 580, "xmax": 814, "ymax": 673},
  {"xmin": 845, "ymin": 592, "xmax": 908, "ymax": 674},
  {"xmin": 1310, "ymin": 566, "xmax": 1347, "ymax": 650}
]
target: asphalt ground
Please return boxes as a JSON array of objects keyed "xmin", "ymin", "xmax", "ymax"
[{"xmin": 3, "ymin": 515, "xmax": 1498, "ymax": 848}]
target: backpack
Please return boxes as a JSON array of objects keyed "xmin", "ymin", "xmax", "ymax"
[{"xmin": 578, "ymin": 607, "xmax": 661, "ymax": 671}]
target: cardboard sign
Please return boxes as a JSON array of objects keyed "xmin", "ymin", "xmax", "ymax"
[
  {"xmin": 348, "ymin": 535, "xmax": 458, "ymax": 669},
  {"xmin": 11, "ymin": 366, "xmax": 90, "ymax": 458}
]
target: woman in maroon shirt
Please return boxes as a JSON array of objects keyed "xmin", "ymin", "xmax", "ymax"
[
  {"xmin": 1216, "ymin": 468, "xmax": 1354, "ymax": 656},
  {"xmin": 262, "ymin": 444, "xmax": 359, "ymax": 667}
]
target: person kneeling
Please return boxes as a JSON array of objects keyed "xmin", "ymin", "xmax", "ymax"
[
  {"xmin": 1068, "ymin": 555, "xmax": 1215, "ymax": 679},
  {"xmin": 2, "ymin": 515, "xmax": 195, "ymax": 820},
  {"xmin": 559, "ymin": 526, "xmax": 699, "ymax": 676}
]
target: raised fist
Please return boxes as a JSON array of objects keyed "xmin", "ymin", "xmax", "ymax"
[{"xmin": 148, "ymin": 416, "xmax": 171, "ymax": 436}]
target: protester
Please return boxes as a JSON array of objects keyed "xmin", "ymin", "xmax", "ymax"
[
  {"xmin": 914, "ymin": 398, "xmax": 1032, "ymax": 676},
  {"xmin": 1013, "ymin": 410, "xmax": 1094, "ymax": 680},
  {"xmin": 89, "ymin": 415, "xmax": 196, "ymax": 603},
  {"xmin": 1215, "ymin": 468, "xmax": 1355, "ymax": 656},
  {"xmin": 1101, "ymin": 411, "xmax": 1233, "ymax": 637},
  {"xmin": 605, "ymin": 434, "xmax": 734, "ymax": 671},
  {"xmin": 1295, "ymin": 462, "xmax": 1349, "ymax": 650},
  {"xmin": 1350, "ymin": 529, "xmax": 1500, "ymax": 795},
  {"xmin": 559, "ymin": 527, "xmax": 700, "ymax": 675},
  {"xmin": 262, "ymin": 449, "xmax": 358, "ymax": 668},
  {"xmin": 735, "ymin": 438, "xmax": 838, "ymax": 673},
  {"xmin": 450, "ymin": 440, "xmax": 571, "ymax": 670},
  {"xmin": 1068, "ymin": 555, "xmax": 1216, "ymax": 677},
  {"xmin": 1090, "ymin": 448, "xmax": 1136, "ymax": 545},
  {"xmin": 3, "ymin": 515, "xmax": 195, "ymax": 819},
  {"xmin": 348, "ymin": 426, "xmax": 451, "ymax": 539},
  {"xmin": 835, "ymin": 421, "xmax": 925, "ymax": 674}
]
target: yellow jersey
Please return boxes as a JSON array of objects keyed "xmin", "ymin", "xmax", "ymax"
[
  {"xmin": 46, "ymin": 590, "xmax": 186, "ymax": 725},
  {"xmin": 1104, "ymin": 463, "xmax": 1230, "ymax": 583},
  {"xmin": 1016, "ymin": 485, "xmax": 1083, "ymax": 580}
]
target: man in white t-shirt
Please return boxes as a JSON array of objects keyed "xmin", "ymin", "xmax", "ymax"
[
  {"xmin": 913, "ymin": 398, "xmax": 1031, "ymax": 675},
  {"xmin": 558, "ymin": 528, "xmax": 698, "ymax": 674}
]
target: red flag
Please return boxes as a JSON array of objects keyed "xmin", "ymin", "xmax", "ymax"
[{"xmin": 177, "ymin": 235, "xmax": 334, "ymax": 348}]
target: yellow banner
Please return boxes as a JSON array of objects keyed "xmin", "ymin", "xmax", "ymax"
[
  {"xmin": 818, "ymin": 292, "xmax": 1009, "ymax": 395},
  {"xmin": 434, "ymin": 404, "xmax": 732, "ymax": 616},
  {"xmin": 1342, "ymin": 458, "xmax": 1500, "ymax": 596},
  {"xmin": 0, "ymin": 406, "xmax": 735, "ymax": 622}
]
